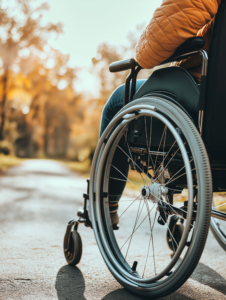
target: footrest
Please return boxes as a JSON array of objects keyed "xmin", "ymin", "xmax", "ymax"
[{"xmin": 77, "ymin": 209, "xmax": 92, "ymax": 228}]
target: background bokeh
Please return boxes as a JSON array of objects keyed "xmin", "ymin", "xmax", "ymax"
[
  {"xmin": 0, "ymin": 0, "xmax": 162, "ymax": 172},
  {"xmin": 0, "ymin": 0, "xmax": 225, "ymax": 211}
]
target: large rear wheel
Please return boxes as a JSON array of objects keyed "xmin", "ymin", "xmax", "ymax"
[{"xmin": 89, "ymin": 97, "xmax": 212, "ymax": 298}]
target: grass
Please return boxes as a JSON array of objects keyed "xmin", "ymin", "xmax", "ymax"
[{"xmin": 0, "ymin": 154, "xmax": 25, "ymax": 172}]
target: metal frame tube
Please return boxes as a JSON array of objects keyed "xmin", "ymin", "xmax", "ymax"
[{"xmin": 211, "ymin": 209, "xmax": 226, "ymax": 221}]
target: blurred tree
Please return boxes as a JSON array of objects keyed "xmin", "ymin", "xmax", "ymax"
[
  {"xmin": 0, "ymin": 0, "xmax": 63, "ymax": 140},
  {"xmin": 92, "ymin": 43, "xmax": 124, "ymax": 102},
  {"xmin": 91, "ymin": 23, "xmax": 152, "ymax": 106},
  {"xmin": 0, "ymin": 15, "xmax": 157, "ymax": 162},
  {"xmin": 17, "ymin": 49, "xmax": 81, "ymax": 157},
  {"xmin": 0, "ymin": 42, "xmax": 82, "ymax": 158}
]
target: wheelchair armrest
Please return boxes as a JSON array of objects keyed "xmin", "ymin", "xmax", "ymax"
[
  {"xmin": 161, "ymin": 37, "xmax": 205, "ymax": 65},
  {"xmin": 172, "ymin": 37, "xmax": 205, "ymax": 58},
  {"xmin": 109, "ymin": 58, "xmax": 138, "ymax": 73},
  {"xmin": 110, "ymin": 38, "xmax": 204, "ymax": 72}
]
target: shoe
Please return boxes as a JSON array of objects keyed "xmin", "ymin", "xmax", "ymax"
[
  {"xmin": 110, "ymin": 212, "xmax": 119, "ymax": 230},
  {"xmin": 110, "ymin": 212, "xmax": 119, "ymax": 225}
]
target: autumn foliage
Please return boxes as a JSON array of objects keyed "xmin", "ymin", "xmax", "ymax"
[{"xmin": 0, "ymin": 0, "xmax": 148, "ymax": 162}]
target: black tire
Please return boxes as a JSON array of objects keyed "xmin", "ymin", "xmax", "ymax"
[{"xmin": 64, "ymin": 230, "xmax": 82, "ymax": 266}]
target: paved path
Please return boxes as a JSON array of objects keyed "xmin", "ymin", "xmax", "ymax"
[{"xmin": 0, "ymin": 160, "xmax": 226, "ymax": 300}]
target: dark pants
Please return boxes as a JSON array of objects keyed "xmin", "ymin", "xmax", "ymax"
[{"xmin": 99, "ymin": 80, "xmax": 145, "ymax": 213}]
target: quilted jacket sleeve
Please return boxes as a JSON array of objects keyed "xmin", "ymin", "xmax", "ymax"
[{"xmin": 135, "ymin": 0, "xmax": 221, "ymax": 69}]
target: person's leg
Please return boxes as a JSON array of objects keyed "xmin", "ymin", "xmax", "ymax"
[{"xmin": 99, "ymin": 80, "xmax": 145, "ymax": 225}]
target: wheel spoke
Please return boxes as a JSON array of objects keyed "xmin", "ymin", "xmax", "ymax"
[
  {"xmin": 163, "ymin": 158, "xmax": 194, "ymax": 186},
  {"xmin": 126, "ymin": 140, "xmax": 143, "ymax": 188},
  {"xmin": 118, "ymin": 195, "xmax": 141, "ymax": 220},
  {"xmin": 153, "ymin": 143, "xmax": 186, "ymax": 184},
  {"xmin": 111, "ymin": 164, "xmax": 141, "ymax": 192},
  {"xmin": 153, "ymin": 125, "xmax": 167, "ymax": 173},
  {"xmin": 144, "ymin": 117, "xmax": 155, "ymax": 185},
  {"xmin": 119, "ymin": 199, "xmax": 145, "ymax": 202},
  {"xmin": 151, "ymin": 210, "xmax": 157, "ymax": 275},
  {"xmin": 118, "ymin": 144, "xmax": 145, "ymax": 184},
  {"xmin": 152, "ymin": 140, "xmax": 177, "ymax": 179},
  {"xmin": 162, "ymin": 128, "xmax": 167, "ymax": 158},
  {"xmin": 147, "ymin": 117, "xmax": 155, "ymax": 182},
  {"xmin": 165, "ymin": 168, "xmax": 196, "ymax": 186},
  {"xmin": 124, "ymin": 200, "xmax": 145, "ymax": 260},
  {"xmin": 120, "ymin": 203, "xmax": 157, "ymax": 251},
  {"xmin": 109, "ymin": 176, "xmax": 140, "ymax": 186},
  {"xmin": 126, "ymin": 140, "xmax": 146, "ymax": 183},
  {"xmin": 143, "ymin": 202, "xmax": 157, "ymax": 277},
  {"xmin": 160, "ymin": 215, "xmax": 179, "ymax": 249},
  {"xmin": 138, "ymin": 171, "xmax": 145, "ymax": 185},
  {"xmin": 144, "ymin": 117, "xmax": 149, "ymax": 186},
  {"xmin": 162, "ymin": 127, "xmax": 167, "ymax": 183}
]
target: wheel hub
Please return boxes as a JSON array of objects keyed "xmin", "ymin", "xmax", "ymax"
[
  {"xmin": 141, "ymin": 183, "xmax": 168, "ymax": 203},
  {"xmin": 141, "ymin": 186, "xmax": 150, "ymax": 199}
]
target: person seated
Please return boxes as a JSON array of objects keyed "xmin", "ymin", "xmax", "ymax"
[{"xmin": 99, "ymin": 0, "xmax": 221, "ymax": 226}]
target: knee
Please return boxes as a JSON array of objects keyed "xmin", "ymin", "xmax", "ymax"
[
  {"xmin": 103, "ymin": 84, "xmax": 125, "ymax": 118},
  {"xmin": 111, "ymin": 84, "xmax": 125, "ymax": 106}
]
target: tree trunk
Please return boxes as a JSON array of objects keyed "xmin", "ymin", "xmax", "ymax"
[{"xmin": 0, "ymin": 70, "xmax": 8, "ymax": 141}]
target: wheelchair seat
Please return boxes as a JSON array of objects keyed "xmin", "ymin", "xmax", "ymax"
[{"xmin": 133, "ymin": 66, "xmax": 200, "ymax": 125}]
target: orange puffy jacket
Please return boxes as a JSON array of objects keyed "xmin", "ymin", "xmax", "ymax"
[{"xmin": 135, "ymin": 0, "xmax": 221, "ymax": 79}]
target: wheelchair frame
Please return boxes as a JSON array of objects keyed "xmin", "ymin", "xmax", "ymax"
[
  {"xmin": 64, "ymin": 39, "xmax": 226, "ymax": 251},
  {"xmin": 108, "ymin": 48, "xmax": 226, "ymax": 224}
]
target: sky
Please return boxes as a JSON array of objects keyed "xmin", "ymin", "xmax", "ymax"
[{"xmin": 41, "ymin": 0, "xmax": 162, "ymax": 95}]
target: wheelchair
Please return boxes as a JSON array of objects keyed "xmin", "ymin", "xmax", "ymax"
[{"xmin": 63, "ymin": 1, "xmax": 226, "ymax": 298}]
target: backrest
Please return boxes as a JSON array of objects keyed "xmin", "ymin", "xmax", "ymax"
[
  {"xmin": 133, "ymin": 66, "xmax": 200, "ymax": 124},
  {"xmin": 203, "ymin": 0, "xmax": 226, "ymax": 151}
]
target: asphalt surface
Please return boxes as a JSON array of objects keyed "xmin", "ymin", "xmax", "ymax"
[{"xmin": 0, "ymin": 159, "xmax": 226, "ymax": 300}]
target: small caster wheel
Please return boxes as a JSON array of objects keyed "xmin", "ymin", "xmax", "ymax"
[
  {"xmin": 166, "ymin": 216, "xmax": 184, "ymax": 252},
  {"xmin": 64, "ymin": 230, "xmax": 83, "ymax": 266}
]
